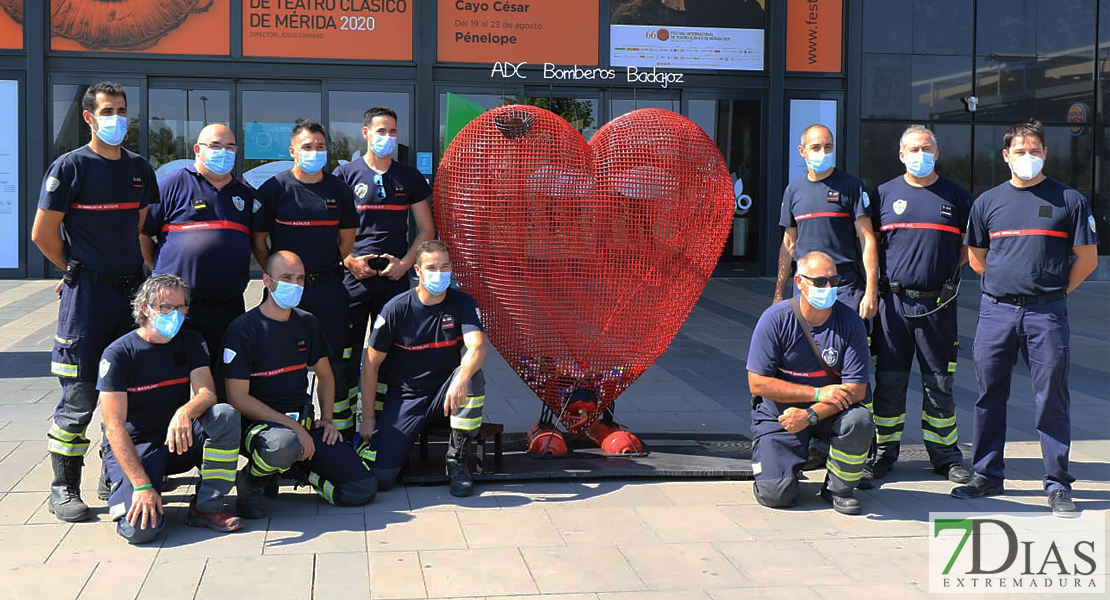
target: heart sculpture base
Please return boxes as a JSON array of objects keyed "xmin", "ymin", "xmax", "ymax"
[{"xmin": 435, "ymin": 105, "xmax": 733, "ymax": 446}]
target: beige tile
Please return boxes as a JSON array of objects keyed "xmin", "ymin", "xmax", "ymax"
[
  {"xmin": 76, "ymin": 556, "xmax": 156, "ymax": 600},
  {"xmin": 521, "ymin": 545, "xmax": 644, "ymax": 595},
  {"xmin": 489, "ymin": 481, "xmax": 584, "ymax": 508},
  {"xmin": 656, "ymin": 480, "xmax": 753, "ymax": 507},
  {"xmin": 600, "ymin": 591, "xmax": 711, "ymax": 600},
  {"xmin": 636, "ymin": 506, "xmax": 753, "ymax": 542},
  {"xmin": 2, "ymin": 556, "xmax": 96, "ymax": 600},
  {"xmin": 366, "ymin": 510, "xmax": 467, "ymax": 552},
  {"xmin": 8, "ymin": 452, "xmax": 52, "ymax": 492},
  {"xmin": 621, "ymin": 542, "xmax": 746, "ymax": 590},
  {"xmin": 566, "ymin": 481, "xmax": 676, "ymax": 508},
  {"xmin": 0, "ymin": 491, "xmax": 46, "ymax": 525},
  {"xmin": 544, "ymin": 506, "xmax": 661, "ymax": 546},
  {"xmin": 499, "ymin": 595, "xmax": 598, "ymax": 600},
  {"xmin": 368, "ymin": 551, "xmax": 427, "ymax": 599},
  {"xmin": 0, "ymin": 522, "xmax": 73, "ymax": 564},
  {"xmin": 264, "ymin": 514, "xmax": 367, "ymax": 555},
  {"xmin": 195, "ymin": 555, "xmax": 313, "ymax": 600},
  {"xmin": 405, "ymin": 484, "xmax": 502, "ymax": 512},
  {"xmin": 457, "ymin": 509, "xmax": 565, "ymax": 548},
  {"xmin": 812, "ymin": 582, "xmax": 930, "ymax": 599},
  {"xmin": 810, "ymin": 537, "xmax": 930, "ymax": 586},
  {"xmin": 158, "ymin": 517, "xmax": 268, "ymax": 559},
  {"xmin": 707, "ymin": 587, "xmax": 820, "ymax": 600},
  {"xmin": 363, "ymin": 486, "xmax": 413, "ymax": 513},
  {"xmin": 314, "ymin": 552, "xmax": 371, "ymax": 600},
  {"xmin": 420, "ymin": 548, "xmax": 537, "ymax": 597},
  {"xmin": 48, "ymin": 518, "xmax": 163, "ymax": 562},
  {"xmin": 0, "ymin": 445, "xmax": 44, "ymax": 493},
  {"xmin": 135, "ymin": 557, "xmax": 207, "ymax": 600},
  {"xmin": 714, "ymin": 540, "xmax": 854, "ymax": 587}
]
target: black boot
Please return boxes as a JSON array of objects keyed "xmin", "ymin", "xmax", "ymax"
[
  {"xmin": 48, "ymin": 454, "xmax": 90, "ymax": 522},
  {"xmin": 446, "ymin": 430, "xmax": 474, "ymax": 498},
  {"xmin": 96, "ymin": 451, "xmax": 112, "ymax": 502},
  {"xmin": 235, "ymin": 467, "xmax": 269, "ymax": 520}
]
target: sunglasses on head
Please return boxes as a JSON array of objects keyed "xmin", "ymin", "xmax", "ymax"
[
  {"xmin": 373, "ymin": 173, "xmax": 387, "ymax": 199},
  {"xmin": 799, "ymin": 273, "xmax": 842, "ymax": 288}
]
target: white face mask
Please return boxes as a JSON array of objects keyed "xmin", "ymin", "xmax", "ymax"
[{"xmin": 1009, "ymin": 153, "xmax": 1044, "ymax": 181}]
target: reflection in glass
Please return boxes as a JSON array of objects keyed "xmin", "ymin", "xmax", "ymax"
[
  {"xmin": 972, "ymin": 124, "xmax": 1093, "ymax": 197},
  {"xmin": 437, "ymin": 92, "xmax": 516, "ymax": 153},
  {"xmin": 241, "ymin": 91, "xmax": 320, "ymax": 186},
  {"xmin": 523, "ymin": 96, "xmax": 597, "ymax": 139},
  {"xmin": 329, "ymin": 91, "xmax": 411, "ymax": 167},
  {"xmin": 148, "ymin": 89, "xmax": 230, "ymax": 173},
  {"xmin": 975, "ymin": 55, "xmax": 1094, "ymax": 124},
  {"xmin": 51, "ymin": 83, "xmax": 141, "ymax": 158}
]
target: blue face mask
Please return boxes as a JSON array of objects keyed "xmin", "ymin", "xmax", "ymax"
[
  {"xmin": 203, "ymin": 148, "xmax": 235, "ymax": 175},
  {"xmin": 95, "ymin": 115, "xmax": 128, "ymax": 146},
  {"xmin": 805, "ymin": 283, "xmax": 838, "ymax": 310},
  {"xmin": 297, "ymin": 150, "xmax": 327, "ymax": 175},
  {"xmin": 370, "ymin": 134, "xmax": 397, "ymax": 158},
  {"xmin": 151, "ymin": 309, "xmax": 184, "ymax": 339},
  {"xmin": 806, "ymin": 151, "xmax": 835, "ymax": 174},
  {"xmin": 271, "ymin": 280, "xmax": 303, "ymax": 309},
  {"xmin": 904, "ymin": 151, "xmax": 935, "ymax": 178},
  {"xmin": 422, "ymin": 270, "xmax": 451, "ymax": 295}
]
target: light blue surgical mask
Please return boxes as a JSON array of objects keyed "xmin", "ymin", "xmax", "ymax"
[
  {"xmin": 904, "ymin": 151, "xmax": 935, "ymax": 178},
  {"xmin": 422, "ymin": 270, "xmax": 451, "ymax": 295},
  {"xmin": 297, "ymin": 150, "xmax": 327, "ymax": 175},
  {"xmin": 151, "ymin": 309, "xmax": 184, "ymax": 339},
  {"xmin": 370, "ymin": 134, "xmax": 397, "ymax": 158},
  {"xmin": 806, "ymin": 151, "xmax": 835, "ymax": 174},
  {"xmin": 95, "ymin": 115, "xmax": 128, "ymax": 146},
  {"xmin": 805, "ymin": 284, "xmax": 838, "ymax": 310},
  {"xmin": 203, "ymin": 147, "xmax": 235, "ymax": 175},
  {"xmin": 271, "ymin": 280, "xmax": 303, "ymax": 309}
]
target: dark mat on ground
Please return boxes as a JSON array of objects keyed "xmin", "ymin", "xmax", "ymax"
[{"xmin": 400, "ymin": 431, "xmax": 755, "ymax": 483}]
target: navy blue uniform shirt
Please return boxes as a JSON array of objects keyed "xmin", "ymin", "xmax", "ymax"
[
  {"xmin": 874, "ymin": 175, "xmax": 972, "ymax": 290},
  {"xmin": 222, "ymin": 307, "xmax": 330, "ymax": 413},
  {"xmin": 333, "ymin": 159, "xmax": 431, "ymax": 259},
  {"xmin": 38, "ymin": 145, "xmax": 159, "ymax": 273},
  {"xmin": 253, "ymin": 170, "xmax": 358, "ymax": 274},
  {"xmin": 368, "ymin": 288, "xmax": 483, "ymax": 398},
  {"xmin": 96, "ymin": 329, "xmax": 209, "ymax": 443},
  {"xmin": 144, "ymin": 165, "xmax": 255, "ymax": 298},
  {"xmin": 779, "ymin": 169, "xmax": 871, "ymax": 266},
  {"xmin": 747, "ymin": 300, "xmax": 870, "ymax": 387},
  {"xmin": 967, "ymin": 177, "xmax": 1098, "ymax": 297}
]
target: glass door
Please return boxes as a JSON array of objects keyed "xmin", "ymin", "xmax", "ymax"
[
  {"xmin": 147, "ymin": 81, "xmax": 233, "ymax": 180},
  {"xmin": 240, "ymin": 85, "xmax": 321, "ymax": 188}
]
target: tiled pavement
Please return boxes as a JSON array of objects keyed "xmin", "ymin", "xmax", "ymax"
[{"xmin": 0, "ymin": 277, "xmax": 1106, "ymax": 600}]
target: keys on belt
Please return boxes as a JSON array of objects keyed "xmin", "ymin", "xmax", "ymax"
[{"xmin": 305, "ymin": 267, "xmax": 341, "ymax": 284}]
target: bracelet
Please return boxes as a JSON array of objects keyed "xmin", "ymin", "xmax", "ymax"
[
  {"xmin": 813, "ymin": 387, "xmax": 820, "ymax": 402},
  {"xmin": 133, "ymin": 484, "xmax": 153, "ymax": 492}
]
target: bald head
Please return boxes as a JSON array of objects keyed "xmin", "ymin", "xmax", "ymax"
[
  {"xmin": 266, "ymin": 250, "xmax": 303, "ymax": 279},
  {"xmin": 194, "ymin": 124, "xmax": 237, "ymax": 177},
  {"xmin": 797, "ymin": 251, "xmax": 835, "ymax": 277},
  {"xmin": 197, "ymin": 123, "xmax": 234, "ymax": 146}
]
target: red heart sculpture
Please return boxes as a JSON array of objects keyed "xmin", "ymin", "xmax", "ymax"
[{"xmin": 435, "ymin": 105, "xmax": 733, "ymax": 435}]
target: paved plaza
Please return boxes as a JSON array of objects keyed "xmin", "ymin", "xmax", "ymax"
[{"xmin": 0, "ymin": 277, "xmax": 1106, "ymax": 599}]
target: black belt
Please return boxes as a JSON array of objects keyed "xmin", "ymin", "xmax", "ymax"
[
  {"xmin": 836, "ymin": 262, "xmax": 860, "ymax": 275},
  {"xmin": 192, "ymin": 295, "xmax": 241, "ymax": 307},
  {"xmin": 76, "ymin": 270, "xmax": 142, "ymax": 287},
  {"xmin": 985, "ymin": 290, "xmax": 1066, "ymax": 306},
  {"xmin": 889, "ymin": 281, "xmax": 941, "ymax": 299},
  {"xmin": 305, "ymin": 267, "xmax": 341, "ymax": 284}
]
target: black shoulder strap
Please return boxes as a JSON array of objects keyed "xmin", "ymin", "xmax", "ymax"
[{"xmin": 789, "ymin": 297, "xmax": 841, "ymax": 382}]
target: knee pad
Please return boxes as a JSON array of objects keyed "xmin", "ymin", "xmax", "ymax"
[
  {"xmin": 254, "ymin": 428, "xmax": 302, "ymax": 471},
  {"xmin": 753, "ymin": 476, "xmax": 800, "ymax": 508},
  {"xmin": 116, "ymin": 514, "xmax": 166, "ymax": 545},
  {"xmin": 373, "ymin": 466, "xmax": 401, "ymax": 491},
  {"xmin": 204, "ymin": 404, "xmax": 240, "ymax": 437},
  {"xmin": 334, "ymin": 477, "xmax": 378, "ymax": 506},
  {"xmin": 840, "ymin": 407, "xmax": 877, "ymax": 443}
]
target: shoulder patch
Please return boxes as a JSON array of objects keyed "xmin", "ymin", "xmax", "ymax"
[
  {"xmin": 200, "ymin": 341, "xmax": 209, "ymax": 357},
  {"xmin": 46, "ymin": 176, "xmax": 61, "ymax": 193},
  {"xmin": 98, "ymin": 358, "xmax": 111, "ymax": 379},
  {"xmin": 861, "ymin": 191, "xmax": 870, "ymax": 208},
  {"xmin": 373, "ymin": 314, "xmax": 385, "ymax": 330},
  {"xmin": 1090, "ymin": 215, "xmax": 1098, "ymax": 234},
  {"xmin": 223, "ymin": 348, "xmax": 236, "ymax": 364},
  {"xmin": 252, "ymin": 199, "xmax": 262, "ymax": 213}
]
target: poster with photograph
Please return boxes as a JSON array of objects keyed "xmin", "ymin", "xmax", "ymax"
[
  {"xmin": 610, "ymin": 0, "xmax": 765, "ymax": 71},
  {"xmin": 0, "ymin": 1, "xmax": 21, "ymax": 50},
  {"xmin": 44, "ymin": 0, "xmax": 230, "ymax": 55}
]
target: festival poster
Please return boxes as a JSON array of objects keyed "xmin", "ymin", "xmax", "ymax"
[
  {"xmin": 47, "ymin": 0, "xmax": 230, "ymax": 55},
  {"xmin": 786, "ymin": 0, "xmax": 842, "ymax": 72},
  {"xmin": 243, "ymin": 0, "xmax": 413, "ymax": 61},
  {"xmin": 438, "ymin": 0, "xmax": 598, "ymax": 65},
  {"xmin": 609, "ymin": 0, "xmax": 765, "ymax": 71},
  {"xmin": 0, "ymin": 1, "xmax": 21, "ymax": 50}
]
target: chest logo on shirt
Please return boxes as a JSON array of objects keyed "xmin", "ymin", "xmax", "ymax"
[
  {"xmin": 893, "ymin": 199, "xmax": 907, "ymax": 215},
  {"xmin": 324, "ymin": 197, "xmax": 338, "ymax": 209},
  {"xmin": 132, "ymin": 176, "xmax": 144, "ymax": 189},
  {"xmin": 940, "ymin": 204, "xmax": 954, "ymax": 219},
  {"xmin": 232, "ymin": 196, "xmax": 245, "ymax": 211},
  {"xmin": 296, "ymin": 338, "xmax": 307, "ymax": 353},
  {"xmin": 1038, "ymin": 205, "xmax": 1053, "ymax": 218},
  {"xmin": 441, "ymin": 314, "xmax": 456, "ymax": 330},
  {"xmin": 191, "ymin": 198, "xmax": 208, "ymax": 211},
  {"xmin": 394, "ymin": 184, "xmax": 407, "ymax": 198},
  {"xmin": 821, "ymin": 347, "xmax": 838, "ymax": 367},
  {"xmin": 46, "ymin": 176, "xmax": 61, "ymax": 192},
  {"xmin": 825, "ymin": 190, "xmax": 840, "ymax": 203},
  {"xmin": 98, "ymin": 359, "xmax": 111, "ymax": 379},
  {"xmin": 252, "ymin": 199, "xmax": 262, "ymax": 213},
  {"xmin": 354, "ymin": 183, "xmax": 369, "ymax": 199}
]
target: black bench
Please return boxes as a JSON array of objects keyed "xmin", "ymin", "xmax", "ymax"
[{"xmin": 417, "ymin": 422, "xmax": 504, "ymax": 474}]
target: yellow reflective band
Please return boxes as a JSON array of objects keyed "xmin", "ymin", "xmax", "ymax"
[
  {"xmin": 201, "ymin": 468, "xmax": 237, "ymax": 482},
  {"xmin": 376, "ymin": 382, "xmax": 388, "ymax": 394},
  {"xmin": 876, "ymin": 431, "xmax": 903, "ymax": 444},
  {"xmin": 203, "ymin": 447, "xmax": 239, "ymax": 460},
  {"xmin": 244, "ymin": 423, "xmax": 268, "ymax": 451},
  {"xmin": 47, "ymin": 439, "xmax": 89, "ymax": 456},
  {"xmin": 825, "ymin": 461, "xmax": 863, "ymax": 482},
  {"xmin": 873, "ymin": 414, "xmax": 906, "ymax": 427},
  {"xmin": 333, "ymin": 417, "xmax": 355, "ymax": 430},
  {"xmin": 342, "ymin": 347, "xmax": 353, "ymax": 359},
  {"xmin": 462, "ymin": 395, "xmax": 485, "ymax": 410},
  {"xmin": 374, "ymin": 400, "xmax": 384, "ymax": 411},
  {"xmin": 48, "ymin": 423, "xmax": 83, "ymax": 442},
  {"xmin": 53, "ymin": 335, "xmax": 76, "ymax": 347},
  {"xmin": 948, "ymin": 361, "xmax": 957, "ymax": 373},
  {"xmin": 320, "ymin": 480, "xmax": 335, "ymax": 504},
  {"xmin": 450, "ymin": 416, "xmax": 482, "ymax": 431},
  {"xmin": 333, "ymin": 399, "xmax": 351, "ymax": 413},
  {"xmin": 347, "ymin": 385, "xmax": 359, "ymax": 399},
  {"xmin": 922, "ymin": 413, "xmax": 957, "ymax": 428},
  {"xmin": 357, "ymin": 447, "xmax": 377, "ymax": 462},
  {"xmin": 51, "ymin": 361, "xmax": 78, "ymax": 378},
  {"xmin": 922, "ymin": 429, "xmax": 959, "ymax": 446},
  {"xmin": 828, "ymin": 447, "xmax": 867, "ymax": 465},
  {"xmin": 251, "ymin": 450, "xmax": 281, "ymax": 475}
]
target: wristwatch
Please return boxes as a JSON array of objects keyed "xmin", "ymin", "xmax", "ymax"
[{"xmin": 805, "ymin": 407, "xmax": 819, "ymax": 427}]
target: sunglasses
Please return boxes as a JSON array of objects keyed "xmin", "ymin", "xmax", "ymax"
[
  {"xmin": 799, "ymin": 273, "xmax": 842, "ymax": 288},
  {"xmin": 373, "ymin": 173, "xmax": 387, "ymax": 199}
]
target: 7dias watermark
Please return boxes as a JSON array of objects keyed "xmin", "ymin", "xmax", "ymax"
[{"xmin": 929, "ymin": 512, "xmax": 1105, "ymax": 593}]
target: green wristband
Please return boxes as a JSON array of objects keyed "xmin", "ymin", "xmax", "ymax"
[
  {"xmin": 814, "ymin": 387, "xmax": 820, "ymax": 402},
  {"xmin": 133, "ymin": 484, "xmax": 153, "ymax": 492}
]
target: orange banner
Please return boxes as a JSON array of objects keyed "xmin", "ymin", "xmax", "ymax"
[
  {"xmin": 50, "ymin": 0, "xmax": 229, "ymax": 55},
  {"xmin": 243, "ymin": 0, "xmax": 412, "ymax": 60},
  {"xmin": 438, "ymin": 0, "xmax": 598, "ymax": 65},
  {"xmin": 786, "ymin": 0, "xmax": 842, "ymax": 73},
  {"xmin": 0, "ymin": 5, "xmax": 20, "ymax": 51}
]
